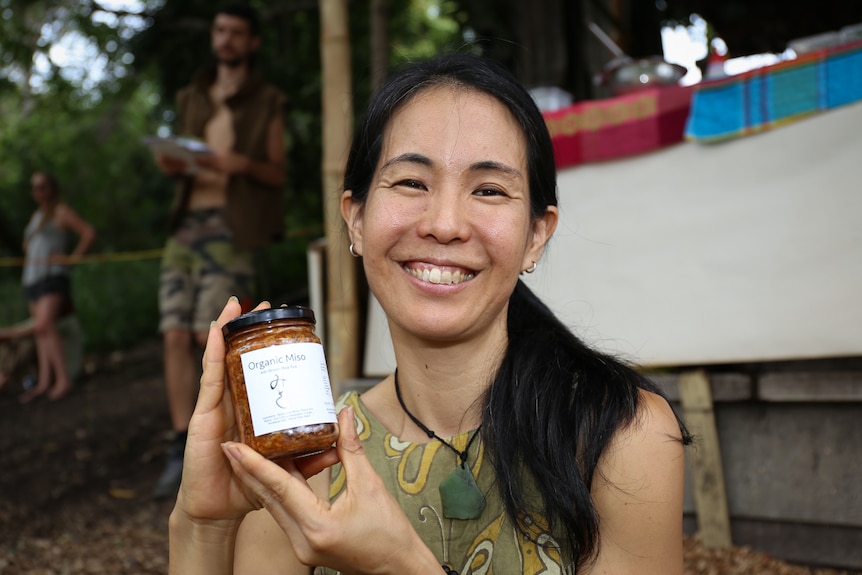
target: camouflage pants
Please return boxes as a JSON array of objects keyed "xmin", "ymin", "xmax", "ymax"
[{"xmin": 158, "ymin": 209, "xmax": 254, "ymax": 334}]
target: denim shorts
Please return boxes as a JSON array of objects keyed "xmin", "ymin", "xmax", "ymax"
[{"xmin": 23, "ymin": 274, "xmax": 71, "ymax": 303}]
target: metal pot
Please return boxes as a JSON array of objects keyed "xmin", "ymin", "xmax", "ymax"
[
  {"xmin": 588, "ymin": 22, "xmax": 686, "ymax": 95},
  {"xmin": 600, "ymin": 56, "xmax": 687, "ymax": 95}
]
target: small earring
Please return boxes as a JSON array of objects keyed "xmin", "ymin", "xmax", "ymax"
[
  {"xmin": 524, "ymin": 261, "xmax": 537, "ymax": 274},
  {"xmin": 349, "ymin": 243, "xmax": 360, "ymax": 258}
]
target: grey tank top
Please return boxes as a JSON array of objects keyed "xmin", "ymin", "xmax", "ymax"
[{"xmin": 22, "ymin": 210, "xmax": 69, "ymax": 287}]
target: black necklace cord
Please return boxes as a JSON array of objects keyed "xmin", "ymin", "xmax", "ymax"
[{"xmin": 393, "ymin": 368, "xmax": 481, "ymax": 468}]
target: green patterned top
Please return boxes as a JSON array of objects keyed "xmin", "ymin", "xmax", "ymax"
[{"xmin": 315, "ymin": 391, "xmax": 571, "ymax": 575}]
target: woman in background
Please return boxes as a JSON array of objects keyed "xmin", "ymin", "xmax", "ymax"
[{"xmin": 19, "ymin": 171, "xmax": 95, "ymax": 403}]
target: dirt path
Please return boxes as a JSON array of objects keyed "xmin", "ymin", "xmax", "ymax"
[
  {"xmin": 0, "ymin": 340, "xmax": 857, "ymax": 574},
  {"xmin": 0, "ymin": 340, "xmax": 174, "ymax": 574}
]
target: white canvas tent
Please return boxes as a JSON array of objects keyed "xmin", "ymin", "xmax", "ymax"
[{"xmin": 362, "ymin": 100, "xmax": 862, "ymax": 375}]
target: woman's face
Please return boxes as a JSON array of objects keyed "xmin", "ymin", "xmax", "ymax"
[
  {"xmin": 30, "ymin": 173, "xmax": 54, "ymax": 205},
  {"xmin": 343, "ymin": 86, "xmax": 557, "ymax": 344}
]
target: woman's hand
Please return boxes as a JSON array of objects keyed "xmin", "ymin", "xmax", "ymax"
[
  {"xmin": 173, "ymin": 297, "xmax": 269, "ymax": 525},
  {"xmin": 48, "ymin": 253, "xmax": 70, "ymax": 265},
  {"xmin": 221, "ymin": 406, "xmax": 443, "ymax": 575},
  {"xmin": 48, "ymin": 253, "xmax": 83, "ymax": 265}
]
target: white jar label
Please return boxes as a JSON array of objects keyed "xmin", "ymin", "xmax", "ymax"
[{"xmin": 239, "ymin": 342, "xmax": 337, "ymax": 437}]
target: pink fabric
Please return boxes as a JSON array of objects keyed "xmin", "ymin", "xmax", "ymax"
[{"xmin": 544, "ymin": 85, "xmax": 693, "ymax": 169}]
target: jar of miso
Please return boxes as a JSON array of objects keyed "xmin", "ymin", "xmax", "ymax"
[{"xmin": 222, "ymin": 305, "xmax": 338, "ymax": 459}]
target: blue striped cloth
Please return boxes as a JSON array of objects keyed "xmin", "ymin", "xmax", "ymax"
[{"xmin": 685, "ymin": 41, "xmax": 862, "ymax": 142}]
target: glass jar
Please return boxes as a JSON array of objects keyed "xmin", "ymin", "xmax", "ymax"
[{"xmin": 222, "ymin": 305, "xmax": 338, "ymax": 459}]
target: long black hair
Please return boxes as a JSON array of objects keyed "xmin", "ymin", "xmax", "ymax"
[{"xmin": 343, "ymin": 52, "xmax": 690, "ymax": 571}]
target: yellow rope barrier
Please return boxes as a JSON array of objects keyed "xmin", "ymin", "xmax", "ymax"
[
  {"xmin": 0, "ymin": 225, "xmax": 324, "ymax": 268},
  {"xmin": 0, "ymin": 249, "xmax": 164, "ymax": 267}
]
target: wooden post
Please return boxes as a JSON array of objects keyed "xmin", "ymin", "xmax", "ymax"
[
  {"xmin": 678, "ymin": 369, "xmax": 733, "ymax": 548},
  {"xmin": 320, "ymin": 0, "xmax": 358, "ymax": 393}
]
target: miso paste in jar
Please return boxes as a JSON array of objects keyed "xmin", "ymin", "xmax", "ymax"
[{"xmin": 222, "ymin": 305, "xmax": 338, "ymax": 459}]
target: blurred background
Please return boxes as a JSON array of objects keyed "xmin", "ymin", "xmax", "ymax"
[
  {"xmin": 0, "ymin": 1, "xmax": 860, "ymax": 572},
  {"xmin": 1, "ymin": 0, "xmax": 859, "ymax": 350}
]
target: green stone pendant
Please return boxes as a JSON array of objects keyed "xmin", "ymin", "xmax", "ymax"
[{"xmin": 439, "ymin": 463, "xmax": 486, "ymax": 520}]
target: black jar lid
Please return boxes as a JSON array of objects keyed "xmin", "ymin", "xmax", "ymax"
[{"xmin": 222, "ymin": 305, "xmax": 316, "ymax": 335}]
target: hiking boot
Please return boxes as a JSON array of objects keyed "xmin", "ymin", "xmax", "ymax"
[{"xmin": 153, "ymin": 438, "xmax": 185, "ymax": 499}]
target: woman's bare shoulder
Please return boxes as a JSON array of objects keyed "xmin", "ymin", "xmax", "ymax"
[
  {"xmin": 585, "ymin": 388, "xmax": 686, "ymax": 574},
  {"xmin": 636, "ymin": 388, "xmax": 684, "ymax": 441},
  {"xmin": 53, "ymin": 202, "xmax": 77, "ymax": 225}
]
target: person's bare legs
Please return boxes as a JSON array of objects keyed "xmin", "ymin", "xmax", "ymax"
[
  {"xmin": 1, "ymin": 321, "xmax": 36, "ymax": 394},
  {"xmin": 154, "ymin": 326, "xmax": 206, "ymax": 498},
  {"xmin": 20, "ymin": 294, "xmax": 69, "ymax": 403},
  {"xmin": 163, "ymin": 327, "xmax": 199, "ymax": 433},
  {"xmin": 19, "ymin": 300, "xmax": 53, "ymax": 402}
]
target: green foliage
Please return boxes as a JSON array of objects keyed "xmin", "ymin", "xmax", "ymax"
[
  {"xmin": 72, "ymin": 258, "xmax": 161, "ymax": 350},
  {"xmin": 0, "ymin": 78, "xmax": 170, "ymax": 349},
  {"xmin": 0, "ymin": 2, "xmax": 173, "ymax": 351},
  {"xmin": 0, "ymin": 281, "xmax": 27, "ymax": 328},
  {"xmin": 389, "ymin": 0, "xmax": 469, "ymax": 62}
]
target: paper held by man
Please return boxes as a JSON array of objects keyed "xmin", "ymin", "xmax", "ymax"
[{"xmin": 141, "ymin": 136, "xmax": 213, "ymax": 174}]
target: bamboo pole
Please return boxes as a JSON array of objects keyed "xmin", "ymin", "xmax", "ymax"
[{"xmin": 319, "ymin": 0, "xmax": 358, "ymax": 392}]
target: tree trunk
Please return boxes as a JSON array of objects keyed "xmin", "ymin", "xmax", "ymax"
[
  {"xmin": 511, "ymin": 0, "xmax": 568, "ymax": 88},
  {"xmin": 370, "ymin": 0, "xmax": 389, "ymax": 93},
  {"xmin": 319, "ymin": 0, "xmax": 359, "ymax": 391}
]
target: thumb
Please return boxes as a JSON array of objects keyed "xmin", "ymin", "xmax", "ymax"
[
  {"xmin": 334, "ymin": 406, "xmax": 367, "ymax": 472},
  {"xmin": 196, "ymin": 320, "xmax": 227, "ymax": 412}
]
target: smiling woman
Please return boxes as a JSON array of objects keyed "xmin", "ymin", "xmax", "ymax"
[
  {"xmin": 168, "ymin": 52, "xmax": 692, "ymax": 575},
  {"xmin": 343, "ymin": 84, "xmax": 552, "ymax": 344}
]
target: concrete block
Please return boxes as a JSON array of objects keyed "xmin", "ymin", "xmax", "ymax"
[
  {"xmin": 650, "ymin": 372, "xmax": 752, "ymax": 402},
  {"xmin": 759, "ymin": 371, "xmax": 862, "ymax": 402}
]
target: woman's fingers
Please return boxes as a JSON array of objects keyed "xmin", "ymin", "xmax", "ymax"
[
  {"xmin": 200, "ymin": 297, "xmax": 240, "ymax": 370},
  {"xmin": 288, "ymin": 448, "xmax": 340, "ymax": 479},
  {"xmin": 249, "ymin": 300, "xmax": 272, "ymax": 314},
  {"xmin": 221, "ymin": 441, "xmax": 326, "ymax": 521},
  {"xmin": 197, "ymin": 298, "xmax": 270, "ymax": 413},
  {"xmin": 217, "ymin": 410, "xmax": 358, "ymax": 525},
  {"xmin": 220, "ymin": 408, "xmax": 356, "ymax": 507},
  {"xmin": 327, "ymin": 406, "xmax": 400, "ymax": 518},
  {"xmin": 216, "ymin": 296, "xmax": 243, "ymax": 325},
  {"xmin": 331, "ymin": 406, "xmax": 364, "ymax": 470},
  {"xmin": 221, "ymin": 406, "xmax": 429, "ymax": 571},
  {"xmin": 195, "ymin": 320, "xmax": 229, "ymax": 413},
  {"xmin": 196, "ymin": 297, "xmax": 240, "ymax": 414}
]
